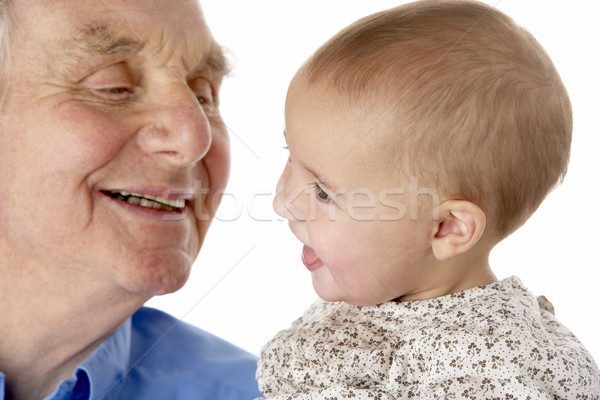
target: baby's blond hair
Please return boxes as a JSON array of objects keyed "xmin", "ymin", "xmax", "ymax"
[{"xmin": 302, "ymin": 0, "xmax": 572, "ymax": 237}]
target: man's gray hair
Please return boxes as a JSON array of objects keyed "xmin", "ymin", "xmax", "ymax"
[{"xmin": 0, "ymin": 0, "xmax": 12, "ymax": 107}]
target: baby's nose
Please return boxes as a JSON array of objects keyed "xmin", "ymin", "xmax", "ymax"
[{"xmin": 273, "ymin": 172, "xmax": 305, "ymax": 222}]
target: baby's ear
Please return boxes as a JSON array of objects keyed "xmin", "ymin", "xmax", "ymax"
[{"xmin": 431, "ymin": 200, "xmax": 486, "ymax": 261}]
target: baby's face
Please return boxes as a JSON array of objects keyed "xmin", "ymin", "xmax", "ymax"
[{"xmin": 273, "ymin": 75, "xmax": 442, "ymax": 306}]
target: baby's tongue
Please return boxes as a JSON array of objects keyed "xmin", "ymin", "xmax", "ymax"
[{"xmin": 301, "ymin": 245, "xmax": 322, "ymax": 270}]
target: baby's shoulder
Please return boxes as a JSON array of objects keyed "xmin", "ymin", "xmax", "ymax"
[{"xmin": 390, "ymin": 291, "xmax": 600, "ymax": 398}]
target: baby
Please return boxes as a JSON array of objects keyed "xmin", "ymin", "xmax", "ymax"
[{"xmin": 257, "ymin": 1, "xmax": 600, "ymax": 399}]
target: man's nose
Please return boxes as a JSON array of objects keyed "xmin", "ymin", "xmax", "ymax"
[{"xmin": 136, "ymin": 83, "xmax": 212, "ymax": 166}]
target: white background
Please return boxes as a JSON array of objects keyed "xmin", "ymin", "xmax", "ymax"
[{"xmin": 148, "ymin": 0, "xmax": 600, "ymax": 365}]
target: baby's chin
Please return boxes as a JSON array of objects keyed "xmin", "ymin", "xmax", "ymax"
[{"xmin": 312, "ymin": 275, "xmax": 392, "ymax": 306}]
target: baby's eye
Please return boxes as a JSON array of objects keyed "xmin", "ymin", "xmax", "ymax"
[{"xmin": 312, "ymin": 182, "xmax": 332, "ymax": 203}]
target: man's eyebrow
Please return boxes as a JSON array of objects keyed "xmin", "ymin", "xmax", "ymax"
[
  {"xmin": 195, "ymin": 43, "xmax": 230, "ymax": 80},
  {"xmin": 70, "ymin": 23, "xmax": 145, "ymax": 56},
  {"xmin": 67, "ymin": 23, "xmax": 229, "ymax": 80}
]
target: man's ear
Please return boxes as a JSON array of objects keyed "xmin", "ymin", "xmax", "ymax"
[{"xmin": 431, "ymin": 200, "xmax": 486, "ymax": 261}]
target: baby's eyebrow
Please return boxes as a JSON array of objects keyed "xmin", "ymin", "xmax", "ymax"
[
  {"xmin": 283, "ymin": 129, "xmax": 336, "ymax": 190},
  {"xmin": 304, "ymin": 164, "xmax": 335, "ymax": 191},
  {"xmin": 283, "ymin": 129, "xmax": 289, "ymax": 145}
]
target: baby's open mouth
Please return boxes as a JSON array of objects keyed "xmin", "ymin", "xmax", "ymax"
[{"xmin": 104, "ymin": 190, "xmax": 186, "ymax": 212}]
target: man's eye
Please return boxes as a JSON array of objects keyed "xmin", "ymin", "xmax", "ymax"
[
  {"xmin": 191, "ymin": 78, "xmax": 215, "ymax": 108},
  {"xmin": 105, "ymin": 87, "xmax": 130, "ymax": 95},
  {"xmin": 83, "ymin": 63, "xmax": 136, "ymax": 102},
  {"xmin": 195, "ymin": 91, "xmax": 214, "ymax": 108},
  {"xmin": 105, "ymin": 87, "xmax": 132, "ymax": 97},
  {"xmin": 92, "ymin": 86, "xmax": 133, "ymax": 102},
  {"xmin": 196, "ymin": 95, "xmax": 212, "ymax": 106}
]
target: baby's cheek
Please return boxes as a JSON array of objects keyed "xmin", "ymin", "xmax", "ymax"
[
  {"xmin": 316, "ymin": 241, "xmax": 360, "ymax": 277},
  {"xmin": 309, "ymin": 224, "xmax": 345, "ymax": 259}
]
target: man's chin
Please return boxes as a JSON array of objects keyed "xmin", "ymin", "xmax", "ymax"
[{"xmin": 116, "ymin": 253, "xmax": 194, "ymax": 297}]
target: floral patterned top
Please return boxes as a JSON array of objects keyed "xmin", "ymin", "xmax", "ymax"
[{"xmin": 257, "ymin": 277, "xmax": 600, "ymax": 399}]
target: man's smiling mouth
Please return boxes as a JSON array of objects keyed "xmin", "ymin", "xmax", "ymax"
[{"xmin": 104, "ymin": 190, "xmax": 186, "ymax": 212}]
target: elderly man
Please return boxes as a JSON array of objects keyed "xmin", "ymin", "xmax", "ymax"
[{"xmin": 0, "ymin": 0, "xmax": 260, "ymax": 399}]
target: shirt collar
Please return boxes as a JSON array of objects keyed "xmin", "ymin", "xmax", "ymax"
[
  {"xmin": 44, "ymin": 317, "xmax": 132, "ymax": 400},
  {"xmin": 78, "ymin": 317, "xmax": 132, "ymax": 400}
]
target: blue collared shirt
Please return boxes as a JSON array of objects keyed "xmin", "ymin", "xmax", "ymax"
[{"xmin": 0, "ymin": 307, "xmax": 261, "ymax": 400}]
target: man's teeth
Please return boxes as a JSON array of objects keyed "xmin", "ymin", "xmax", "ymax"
[{"xmin": 109, "ymin": 191, "xmax": 185, "ymax": 211}]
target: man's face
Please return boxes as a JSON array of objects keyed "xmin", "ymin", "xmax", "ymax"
[{"xmin": 0, "ymin": 0, "xmax": 230, "ymax": 296}]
